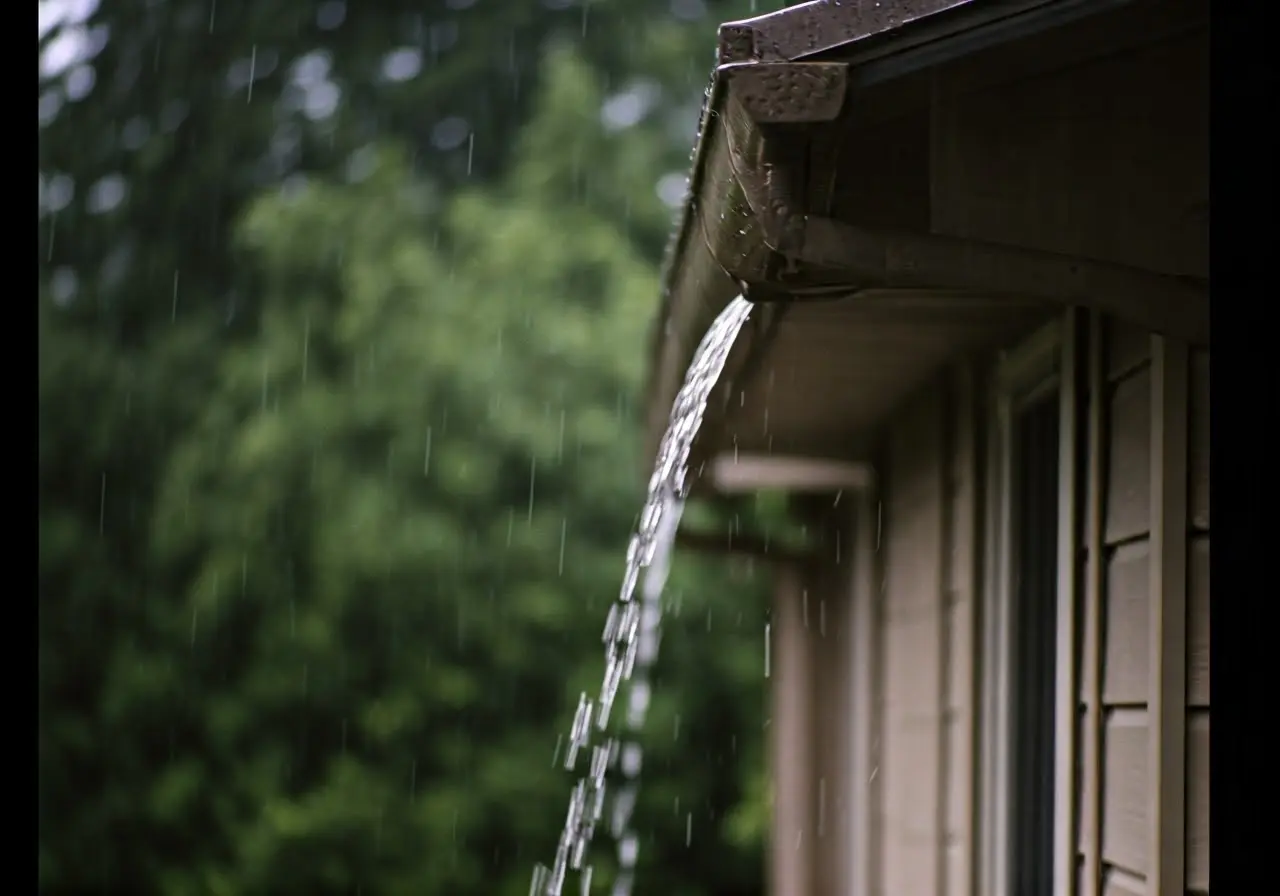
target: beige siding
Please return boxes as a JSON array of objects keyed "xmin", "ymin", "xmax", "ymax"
[
  {"xmin": 1102, "ymin": 542, "xmax": 1150, "ymax": 705},
  {"xmin": 871, "ymin": 367, "xmax": 979, "ymax": 896},
  {"xmin": 1102, "ymin": 868, "xmax": 1146, "ymax": 896},
  {"xmin": 811, "ymin": 558, "xmax": 854, "ymax": 896},
  {"xmin": 770, "ymin": 518, "xmax": 865, "ymax": 896},
  {"xmin": 1101, "ymin": 709, "xmax": 1148, "ymax": 875},
  {"xmin": 1085, "ymin": 328, "xmax": 1154, "ymax": 886},
  {"xmin": 1104, "ymin": 366, "xmax": 1152, "ymax": 544},
  {"xmin": 924, "ymin": 20, "xmax": 1209, "ymax": 896},
  {"xmin": 836, "ymin": 333, "xmax": 1205, "ymax": 896},
  {"xmin": 1187, "ymin": 539, "xmax": 1210, "ymax": 708},
  {"xmin": 1186, "ymin": 713, "xmax": 1209, "ymax": 893},
  {"xmin": 881, "ymin": 384, "xmax": 945, "ymax": 896},
  {"xmin": 1074, "ymin": 327, "xmax": 1208, "ymax": 895}
]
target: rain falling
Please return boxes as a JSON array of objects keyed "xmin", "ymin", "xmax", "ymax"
[{"xmin": 40, "ymin": 1, "xmax": 779, "ymax": 894}]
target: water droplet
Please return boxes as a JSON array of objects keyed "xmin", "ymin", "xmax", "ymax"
[
  {"xmin": 432, "ymin": 116, "xmax": 471, "ymax": 151},
  {"xmin": 764, "ymin": 623, "xmax": 771, "ymax": 678},
  {"xmin": 380, "ymin": 47, "xmax": 423, "ymax": 82}
]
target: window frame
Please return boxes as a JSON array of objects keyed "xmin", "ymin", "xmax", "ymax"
[{"xmin": 978, "ymin": 315, "xmax": 1071, "ymax": 896}]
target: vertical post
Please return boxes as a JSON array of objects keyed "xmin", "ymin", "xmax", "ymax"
[
  {"xmin": 1080, "ymin": 312, "xmax": 1106, "ymax": 896},
  {"xmin": 936, "ymin": 377, "xmax": 956, "ymax": 896},
  {"xmin": 849, "ymin": 491, "xmax": 880, "ymax": 896},
  {"xmin": 1148, "ymin": 335, "xmax": 1188, "ymax": 895},
  {"xmin": 990, "ymin": 377, "xmax": 1015, "ymax": 896},
  {"xmin": 771, "ymin": 562, "xmax": 814, "ymax": 896},
  {"xmin": 1053, "ymin": 309, "xmax": 1083, "ymax": 896},
  {"xmin": 978, "ymin": 377, "xmax": 1008, "ymax": 896},
  {"xmin": 950, "ymin": 363, "xmax": 981, "ymax": 896}
]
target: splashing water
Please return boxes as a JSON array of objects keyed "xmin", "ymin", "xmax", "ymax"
[{"xmin": 533, "ymin": 296, "xmax": 753, "ymax": 896}]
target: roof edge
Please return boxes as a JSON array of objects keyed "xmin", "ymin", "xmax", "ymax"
[
  {"xmin": 642, "ymin": 0, "xmax": 1162, "ymax": 473},
  {"xmin": 644, "ymin": 1, "xmax": 996, "ymax": 474}
]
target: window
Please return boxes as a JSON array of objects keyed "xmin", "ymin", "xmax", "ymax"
[
  {"xmin": 1008, "ymin": 389, "xmax": 1060, "ymax": 894},
  {"xmin": 981, "ymin": 319, "xmax": 1063, "ymax": 896}
]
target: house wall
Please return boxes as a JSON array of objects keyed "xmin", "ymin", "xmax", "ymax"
[
  {"xmin": 832, "ymin": 316, "xmax": 1209, "ymax": 896},
  {"xmin": 764, "ymin": 365, "xmax": 984, "ymax": 896},
  {"xmin": 771, "ymin": 534, "xmax": 864, "ymax": 896},
  {"xmin": 865, "ymin": 13, "xmax": 1211, "ymax": 894},
  {"xmin": 863, "ymin": 365, "xmax": 982, "ymax": 896},
  {"xmin": 1070, "ymin": 321, "xmax": 1209, "ymax": 896},
  {"xmin": 763, "ymin": 10, "xmax": 1210, "ymax": 894}
]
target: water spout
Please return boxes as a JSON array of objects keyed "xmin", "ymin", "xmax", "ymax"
[{"xmin": 535, "ymin": 296, "xmax": 753, "ymax": 895}]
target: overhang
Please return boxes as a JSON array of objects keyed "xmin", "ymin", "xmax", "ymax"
[{"xmin": 644, "ymin": 0, "xmax": 1209, "ymax": 483}]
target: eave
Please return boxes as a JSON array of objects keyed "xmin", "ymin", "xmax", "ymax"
[{"xmin": 643, "ymin": 0, "xmax": 1210, "ymax": 484}]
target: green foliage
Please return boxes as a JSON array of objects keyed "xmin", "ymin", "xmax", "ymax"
[{"xmin": 41, "ymin": 1, "xmax": 777, "ymax": 893}]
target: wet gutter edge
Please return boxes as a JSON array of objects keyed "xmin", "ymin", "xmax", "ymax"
[
  {"xmin": 643, "ymin": 0, "xmax": 997, "ymax": 475},
  {"xmin": 641, "ymin": 0, "xmax": 1131, "ymax": 474}
]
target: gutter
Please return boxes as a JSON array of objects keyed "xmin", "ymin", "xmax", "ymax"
[
  {"xmin": 644, "ymin": 0, "xmax": 1045, "ymax": 471},
  {"xmin": 643, "ymin": 0, "xmax": 1207, "ymax": 472}
]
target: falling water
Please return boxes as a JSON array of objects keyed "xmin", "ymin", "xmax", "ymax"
[{"xmin": 533, "ymin": 295, "xmax": 753, "ymax": 896}]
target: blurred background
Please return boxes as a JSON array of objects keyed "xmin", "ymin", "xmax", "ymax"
[{"xmin": 38, "ymin": 0, "xmax": 783, "ymax": 892}]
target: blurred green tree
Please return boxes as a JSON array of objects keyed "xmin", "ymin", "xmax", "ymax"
[{"xmin": 40, "ymin": 12, "xmax": 772, "ymax": 890}]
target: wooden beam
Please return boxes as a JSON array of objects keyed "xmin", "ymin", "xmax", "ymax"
[
  {"xmin": 1053, "ymin": 309, "xmax": 1083, "ymax": 896},
  {"xmin": 1148, "ymin": 335, "xmax": 1189, "ymax": 895},
  {"xmin": 708, "ymin": 453, "xmax": 876, "ymax": 494},
  {"xmin": 797, "ymin": 217, "xmax": 1210, "ymax": 346}
]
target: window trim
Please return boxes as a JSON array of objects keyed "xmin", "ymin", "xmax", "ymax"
[{"xmin": 979, "ymin": 315, "xmax": 1068, "ymax": 896}]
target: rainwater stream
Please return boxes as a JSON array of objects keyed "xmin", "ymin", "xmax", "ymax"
[{"xmin": 533, "ymin": 295, "xmax": 754, "ymax": 896}]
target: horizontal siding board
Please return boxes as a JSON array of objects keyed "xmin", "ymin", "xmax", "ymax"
[
  {"xmin": 1105, "ymin": 368, "xmax": 1152, "ymax": 544},
  {"xmin": 1187, "ymin": 537, "xmax": 1209, "ymax": 707},
  {"xmin": 1104, "ymin": 541, "xmax": 1150, "ymax": 704},
  {"xmin": 1186, "ymin": 712, "xmax": 1209, "ymax": 892},
  {"xmin": 1102, "ymin": 709, "xmax": 1148, "ymax": 876},
  {"xmin": 1102, "ymin": 865, "xmax": 1146, "ymax": 896}
]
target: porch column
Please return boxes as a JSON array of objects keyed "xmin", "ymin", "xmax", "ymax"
[{"xmin": 771, "ymin": 561, "xmax": 815, "ymax": 896}]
